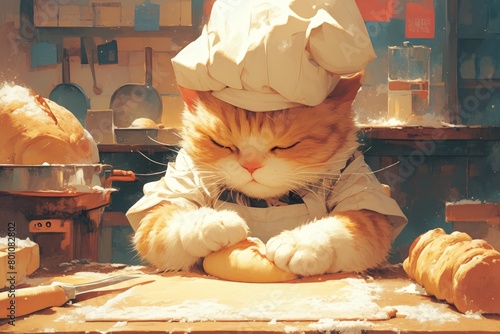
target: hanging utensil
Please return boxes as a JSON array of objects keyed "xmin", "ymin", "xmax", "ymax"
[
  {"xmin": 49, "ymin": 49, "xmax": 89, "ymax": 126},
  {"xmin": 83, "ymin": 37, "xmax": 103, "ymax": 95},
  {"xmin": 109, "ymin": 46, "xmax": 162, "ymax": 128}
]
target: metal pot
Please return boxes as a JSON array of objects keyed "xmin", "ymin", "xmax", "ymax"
[{"xmin": 0, "ymin": 164, "xmax": 136, "ymax": 195}]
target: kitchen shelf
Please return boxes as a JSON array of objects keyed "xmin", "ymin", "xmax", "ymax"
[
  {"xmin": 358, "ymin": 126, "xmax": 500, "ymax": 141},
  {"xmin": 33, "ymin": 25, "xmax": 200, "ymax": 38},
  {"xmin": 459, "ymin": 79, "xmax": 500, "ymax": 89},
  {"xmin": 97, "ymin": 126, "xmax": 500, "ymax": 154}
]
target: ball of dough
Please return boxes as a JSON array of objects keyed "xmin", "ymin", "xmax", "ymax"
[
  {"xmin": 129, "ymin": 118, "xmax": 158, "ymax": 128},
  {"xmin": 203, "ymin": 237, "xmax": 298, "ymax": 283}
]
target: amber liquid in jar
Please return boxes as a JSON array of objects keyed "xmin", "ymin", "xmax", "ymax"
[{"xmin": 387, "ymin": 79, "xmax": 429, "ymax": 121}]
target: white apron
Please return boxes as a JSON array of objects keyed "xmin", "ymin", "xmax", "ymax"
[{"xmin": 214, "ymin": 191, "xmax": 326, "ymax": 243}]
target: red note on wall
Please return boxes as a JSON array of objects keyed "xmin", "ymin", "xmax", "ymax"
[
  {"xmin": 355, "ymin": 0, "xmax": 395, "ymax": 22},
  {"xmin": 405, "ymin": 0, "xmax": 435, "ymax": 38}
]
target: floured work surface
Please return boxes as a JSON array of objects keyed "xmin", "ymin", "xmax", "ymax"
[
  {"xmin": 85, "ymin": 272, "xmax": 396, "ymax": 322},
  {"xmin": 1, "ymin": 265, "xmax": 499, "ymax": 333}
]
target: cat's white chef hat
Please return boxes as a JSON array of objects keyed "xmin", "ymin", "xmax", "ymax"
[{"xmin": 172, "ymin": 0, "xmax": 375, "ymax": 112}]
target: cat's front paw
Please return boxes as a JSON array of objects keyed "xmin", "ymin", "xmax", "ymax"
[
  {"xmin": 266, "ymin": 231, "xmax": 333, "ymax": 277},
  {"xmin": 179, "ymin": 207, "xmax": 249, "ymax": 257}
]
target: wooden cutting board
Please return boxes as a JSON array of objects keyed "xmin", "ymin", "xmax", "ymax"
[{"xmin": 85, "ymin": 272, "xmax": 397, "ymax": 322}]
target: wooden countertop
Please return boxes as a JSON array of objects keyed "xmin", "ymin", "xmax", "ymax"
[{"xmin": 0, "ymin": 262, "xmax": 499, "ymax": 333}]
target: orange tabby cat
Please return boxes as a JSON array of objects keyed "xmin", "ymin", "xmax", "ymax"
[{"xmin": 130, "ymin": 74, "xmax": 407, "ymax": 276}]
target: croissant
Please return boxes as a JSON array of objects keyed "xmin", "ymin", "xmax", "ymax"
[{"xmin": 403, "ymin": 228, "xmax": 500, "ymax": 314}]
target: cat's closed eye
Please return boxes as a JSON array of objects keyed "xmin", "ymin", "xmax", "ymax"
[
  {"xmin": 211, "ymin": 138, "xmax": 237, "ymax": 153},
  {"xmin": 271, "ymin": 141, "xmax": 301, "ymax": 152}
]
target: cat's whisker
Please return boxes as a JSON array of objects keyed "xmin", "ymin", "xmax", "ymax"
[
  {"xmin": 293, "ymin": 170, "xmax": 341, "ymax": 177},
  {"xmin": 303, "ymin": 188, "xmax": 325, "ymax": 204},
  {"xmin": 364, "ymin": 161, "xmax": 400, "ymax": 174},
  {"xmin": 146, "ymin": 129, "xmax": 184, "ymax": 146},
  {"xmin": 197, "ymin": 172, "xmax": 225, "ymax": 182},
  {"xmin": 134, "ymin": 170, "xmax": 168, "ymax": 177},
  {"xmin": 135, "ymin": 149, "xmax": 177, "ymax": 167},
  {"xmin": 292, "ymin": 161, "xmax": 334, "ymax": 171},
  {"xmin": 359, "ymin": 145, "xmax": 372, "ymax": 155},
  {"xmin": 291, "ymin": 151, "xmax": 358, "ymax": 171},
  {"xmin": 212, "ymin": 189, "xmax": 227, "ymax": 207},
  {"xmin": 202, "ymin": 178, "xmax": 227, "ymax": 188},
  {"xmin": 338, "ymin": 162, "xmax": 400, "ymax": 177}
]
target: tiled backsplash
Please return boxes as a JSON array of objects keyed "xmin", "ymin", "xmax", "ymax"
[
  {"xmin": 0, "ymin": 0, "xmax": 200, "ymax": 131},
  {"xmin": 54, "ymin": 36, "xmax": 186, "ymax": 128},
  {"xmin": 34, "ymin": 0, "xmax": 192, "ymax": 28}
]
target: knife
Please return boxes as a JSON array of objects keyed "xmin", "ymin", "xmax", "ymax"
[{"xmin": 0, "ymin": 274, "xmax": 150, "ymax": 318}]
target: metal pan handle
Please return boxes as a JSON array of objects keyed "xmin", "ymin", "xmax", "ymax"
[
  {"xmin": 62, "ymin": 49, "xmax": 70, "ymax": 83},
  {"xmin": 145, "ymin": 46, "xmax": 153, "ymax": 87},
  {"xmin": 104, "ymin": 170, "xmax": 136, "ymax": 188}
]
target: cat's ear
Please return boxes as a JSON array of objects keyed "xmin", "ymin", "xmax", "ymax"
[
  {"xmin": 178, "ymin": 86, "xmax": 216, "ymax": 113},
  {"xmin": 178, "ymin": 85, "xmax": 199, "ymax": 112},
  {"xmin": 327, "ymin": 72, "xmax": 363, "ymax": 103}
]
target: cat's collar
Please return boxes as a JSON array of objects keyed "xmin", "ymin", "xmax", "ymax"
[{"xmin": 218, "ymin": 189, "xmax": 305, "ymax": 208}]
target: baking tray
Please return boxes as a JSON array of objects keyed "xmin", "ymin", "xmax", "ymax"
[{"xmin": 114, "ymin": 128, "xmax": 181, "ymax": 145}]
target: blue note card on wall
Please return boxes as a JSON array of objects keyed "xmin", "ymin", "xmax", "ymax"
[
  {"xmin": 134, "ymin": 1, "xmax": 160, "ymax": 31},
  {"xmin": 30, "ymin": 42, "xmax": 58, "ymax": 68}
]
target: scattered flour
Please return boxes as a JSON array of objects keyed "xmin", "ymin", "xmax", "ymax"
[
  {"xmin": 308, "ymin": 319, "xmax": 374, "ymax": 334},
  {"xmin": 283, "ymin": 325, "xmax": 299, "ymax": 333},
  {"xmin": 394, "ymin": 304, "xmax": 460, "ymax": 323},
  {"xmin": 357, "ymin": 113, "xmax": 447, "ymax": 128},
  {"xmin": 110, "ymin": 321, "xmax": 128, "ymax": 328},
  {"xmin": 123, "ymin": 265, "xmax": 147, "ymax": 271},
  {"xmin": 85, "ymin": 278, "xmax": 394, "ymax": 322},
  {"xmin": 72, "ymin": 271, "xmax": 109, "ymax": 278},
  {"xmin": 463, "ymin": 311, "xmax": 484, "ymax": 319},
  {"xmin": 446, "ymin": 199, "xmax": 484, "ymax": 205},
  {"xmin": 86, "ymin": 286, "xmax": 237, "ymax": 322},
  {"xmin": 395, "ymin": 283, "xmax": 428, "ymax": 295},
  {"xmin": 357, "ymin": 117, "xmax": 405, "ymax": 127},
  {"xmin": 54, "ymin": 305, "xmax": 98, "ymax": 323}
]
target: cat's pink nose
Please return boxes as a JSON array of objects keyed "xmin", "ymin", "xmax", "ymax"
[{"xmin": 242, "ymin": 162, "xmax": 262, "ymax": 174}]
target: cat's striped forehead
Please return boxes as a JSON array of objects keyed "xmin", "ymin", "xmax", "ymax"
[
  {"xmin": 186, "ymin": 93, "xmax": 349, "ymax": 140},
  {"xmin": 180, "ymin": 91, "xmax": 357, "ymax": 167}
]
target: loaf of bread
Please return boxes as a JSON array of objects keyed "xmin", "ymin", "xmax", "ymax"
[
  {"xmin": 403, "ymin": 228, "xmax": 500, "ymax": 314},
  {"xmin": 0, "ymin": 84, "xmax": 98, "ymax": 164}
]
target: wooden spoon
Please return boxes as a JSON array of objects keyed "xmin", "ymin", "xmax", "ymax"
[
  {"xmin": 84, "ymin": 37, "xmax": 103, "ymax": 95},
  {"xmin": 89, "ymin": 49, "xmax": 103, "ymax": 95}
]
